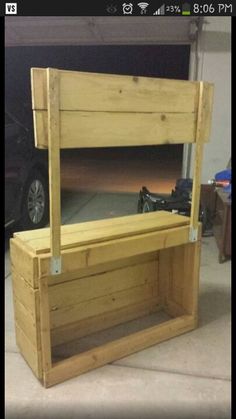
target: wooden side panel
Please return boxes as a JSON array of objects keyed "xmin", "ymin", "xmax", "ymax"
[
  {"xmin": 49, "ymin": 259, "xmax": 158, "ymax": 329},
  {"xmin": 15, "ymin": 324, "xmax": 42, "ymax": 380},
  {"xmin": 10, "ymin": 239, "xmax": 38, "ymax": 288},
  {"xmin": 182, "ymin": 241, "xmax": 201, "ymax": 319},
  {"xmin": 33, "ymin": 110, "xmax": 197, "ymax": 149},
  {"xmin": 158, "ymin": 241, "xmax": 201, "ymax": 319},
  {"xmin": 11, "ymin": 270, "xmax": 42, "ymax": 378},
  {"xmin": 31, "ymin": 68, "xmax": 198, "ymax": 113},
  {"xmin": 31, "ymin": 67, "xmax": 47, "ymax": 110},
  {"xmin": 12, "ymin": 269, "xmax": 39, "ymax": 315},
  {"xmin": 169, "ymin": 246, "xmax": 186, "ymax": 307},
  {"xmin": 159, "ymin": 246, "xmax": 186, "ymax": 317},
  {"xmin": 13, "ymin": 298, "xmax": 39, "ymax": 347}
]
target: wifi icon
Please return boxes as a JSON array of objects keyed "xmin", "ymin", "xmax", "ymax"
[{"xmin": 138, "ymin": 2, "xmax": 149, "ymax": 14}]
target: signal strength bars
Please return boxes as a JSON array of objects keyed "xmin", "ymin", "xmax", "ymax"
[{"xmin": 153, "ymin": 4, "xmax": 165, "ymax": 15}]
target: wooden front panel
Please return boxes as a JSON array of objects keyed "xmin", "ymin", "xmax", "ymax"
[{"xmin": 38, "ymin": 225, "xmax": 192, "ymax": 277}]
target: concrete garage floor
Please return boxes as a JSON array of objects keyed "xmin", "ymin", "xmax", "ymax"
[{"xmin": 5, "ymin": 190, "xmax": 231, "ymax": 419}]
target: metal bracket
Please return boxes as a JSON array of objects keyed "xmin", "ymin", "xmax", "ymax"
[
  {"xmin": 189, "ymin": 227, "xmax": 198, "ymax": 242},
  {"xmin": 51, "ymin": 257, "xmax": 62, "ymax": 275}
]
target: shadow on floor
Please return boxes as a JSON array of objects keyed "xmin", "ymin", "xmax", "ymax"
[{"xmin": 198, "ymin": 288, "xmax": 231, "ymax": 327}]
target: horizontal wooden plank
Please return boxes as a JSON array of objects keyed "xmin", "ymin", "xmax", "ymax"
[
  {"xmin": 12, "ymin": 270, "xmax": 42, "ymax": 355},
  {"xmin": 14, "ymin": 211, "xmax": 190, "ymax": 255},
  {"xmin": 45, "ymin": 314, "xmax": 195, "ymax": 387},
  {"xmin": 13, "ymin": 297, "xmax": 39, "ymax": 348},
  {"xmin": 31, "ymin": 68, "xmax": 198, "ymax": 113},
  {"xmin": 39, "ymin": 224, "xmax": 196, "ymax": 277},
  {"xmin": 33, "ymin": 110, "xmax": 197, "ymax": 149},
  {"xmin": 50, "ymin": 280, "xmax": 157, "ymax": 329},
  {"xmin": 12, "ymin": 269, "xmax": 38, "ymax": 316},
  {"xmin": 47, "ymin": 252, "xmax": 158, "ymax": 287},
  {"xmin": 51, "ymin": 298, "xmax": 161, "ymax": 347},
  {"xmin": 14, "ymin": 211, "xmax": 189, "ymax": 243},
  {"xmin": 49, "ymin": 259, "xmax": 158, "ymax": 309},
  {"xmin": 10, "ymin": 239, "xmax": 38, "ymax": 288},
  {"xmin": 15, "ymin": 323, "xmax": 42, "ymax": 379}
]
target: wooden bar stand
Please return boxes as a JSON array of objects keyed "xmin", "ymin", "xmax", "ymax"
[{"xmin": 10, "ymin": 68, "xmax": 214, "ymax": 387}]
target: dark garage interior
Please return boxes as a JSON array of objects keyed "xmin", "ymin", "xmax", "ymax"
[{"xmin": 5, "ymin": 45, "xmax": 190, "ymax": 199}]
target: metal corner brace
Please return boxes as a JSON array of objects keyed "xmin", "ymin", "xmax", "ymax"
[
  {"xmin": 189, "ymin": 227, "xmax": 198, "ymax": 242},
  {"xmin": 51, "ymin": 257, "xmax": 62, "ymax": 275}
]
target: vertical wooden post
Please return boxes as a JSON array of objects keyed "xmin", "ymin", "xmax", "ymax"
[
  {"xmin": 38, "ymin": 276, "xmax": 52, "ymax": 385},
  {"xmin": 47, "ymin": 68, "xmax": 61, "ymax": 274},
  {"xmin": 189, "ymin": 82, "xmax": 205, "ymax": 241}
]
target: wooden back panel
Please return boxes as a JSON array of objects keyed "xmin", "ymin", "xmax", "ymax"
[{"xmin": 31, "ymin": 68, "xmax": 213, "ymax": 149}]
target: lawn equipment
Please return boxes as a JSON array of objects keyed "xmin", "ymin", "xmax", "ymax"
[{"xmin": 137, "ymin": 178, "xmax": 212, "ymax": 235}]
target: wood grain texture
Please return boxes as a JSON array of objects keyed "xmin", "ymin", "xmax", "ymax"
[
  {"xmin": 49, "ymin": 259, "xmax": 158, "ymax": 330},
  {"xmin": 38, "ymin": 225, "xmax": 191, "ymax": 277},
  {"xmin": 11, "ymin": 269, "xmax": 39, "ymax": 315},
  {"xmin": 46, "ymin": 252, "xmax": 158, "ymax": 287},
  {"xmin": 50, "ymin": 282, "xmax": 157, "ymax": 329},
  {"xmin": 45, "ymin": 315, "xmax": 195, "ymax": 387},
  {"xmin": 49, "ymin": 259, "xmax": 158, "ymax": 309},
  {"xmin": 38, "ymin": 276, "xmax": 52, "ymax": 372},
  {"xmin": 10, "ymin": 239, "xmax": 38, "ymax": 288},
  {"xmin": 198, "ymin": 82, "xmax": 214, "ymax": 143},
  {"xmin": 14, "ymin": 211, "xmax": 189, "ymax": 242},
  {"xmin": 158, "ymin": 241, "xmax": 201, "ymax": 319},
  {"xmin": 30, "ymin": 68, "xmax": 202, "ymax": 149},
  {"xmin": 33, "ymin": 110, "xmax": 197, "ymax": 149},
  {"xmin": 51, "ymin": 298, "xmax": 161, "ymax": 346},
  {"xmin": 13, "ymin": 297, "xmax": 39, "ymax": 347},
  {"xmin": 12, "ymin": 270, "xmax": 41, "ymax": 350},
  {"xmin": 182, "ymin": 241, "xmax": 201, "ymax": 318},
  {"xmin": 31, "ymin": 68, "xmax": 198, "ymax": 113},
  {"xmin": 47, "ymin": 68, "xmax": 61, "ymax": 262},
  {"xmin": 10, "ymin": 67, "xmax": 213, "ymax": 387},
  {"xmin": 189, "ymin": 82, "xmax": 214, "ymax": 231},
  {"xmin": 13, "ymin": 211, "xmax": 190, "ymax": 255},
  {"xmin": 15, "ymin": 323, "xmax": 42, "ymax": 379}
]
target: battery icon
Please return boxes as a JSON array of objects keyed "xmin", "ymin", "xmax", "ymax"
[{"xmin": 182, "ymin": 2, "xmax": 191, "ymax": 15}]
